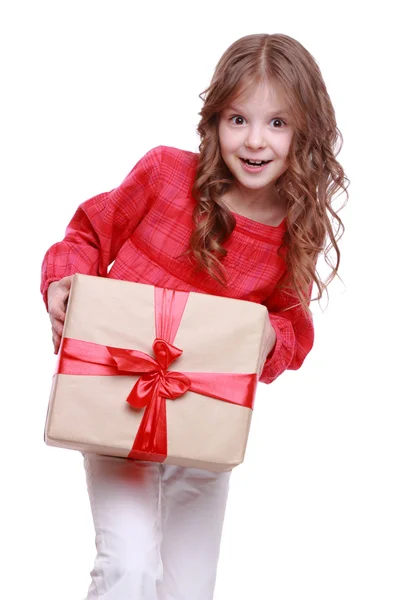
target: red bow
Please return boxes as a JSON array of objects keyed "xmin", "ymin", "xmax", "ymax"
[{"xmin": 106, "ymin": 338, "xmax": 191, "ymax": 408}]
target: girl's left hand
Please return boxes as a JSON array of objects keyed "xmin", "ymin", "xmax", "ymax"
[{"xmin": 265, "ymin": 319, "xmax": 277, "ymax": 358}]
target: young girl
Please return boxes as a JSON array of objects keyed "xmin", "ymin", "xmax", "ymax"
[{"xmin": 41, "ymin": 33, "xmax": 348, "ymax": 600}]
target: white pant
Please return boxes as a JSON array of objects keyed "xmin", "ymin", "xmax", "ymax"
[{"xmin": 83, "ymin": 454, "xmax": 231, "ymax": 600}]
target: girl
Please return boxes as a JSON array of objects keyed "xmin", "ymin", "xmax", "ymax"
[{"xmin": 41, "ymin": 33, "xmax": 348, "ymax": 600}]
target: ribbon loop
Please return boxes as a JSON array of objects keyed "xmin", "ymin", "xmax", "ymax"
[
  {"xmin": 106, "ymin": 346, "xmax": 159, "ymax": 374},
  {"xmin": 158, "ymin": 371, "xmax": 191, "ymax": 399},
  {"xmin": 152, "ymin": 338, "xmax": 183, "ymax": 370},
  {"xmin": 106, "ymin": 338, "xmax": 188, "ymax": 408}
]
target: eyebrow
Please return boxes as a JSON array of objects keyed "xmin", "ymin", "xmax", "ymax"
[{"xmin": 226, "ymin": 104, "xmax": 289, "ymax": 116}]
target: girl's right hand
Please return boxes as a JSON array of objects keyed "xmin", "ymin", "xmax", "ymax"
[{"xmin": 48, "ymin": 275, "xmax": 74, "ymax": 354}]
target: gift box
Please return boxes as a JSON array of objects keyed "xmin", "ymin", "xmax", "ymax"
[{"xmin": 45, "ymin": 274, "xmax": 270, "ymax": 472}]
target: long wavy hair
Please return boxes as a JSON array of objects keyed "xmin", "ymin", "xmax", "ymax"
[{"xmin": 189, "ymin": 33, "xmax": 349, "ymax": 312}]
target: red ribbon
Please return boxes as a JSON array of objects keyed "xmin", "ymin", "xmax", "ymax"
[{"xmin": 56, "ymin": 288, "xmax": 258, "ymax": 462}]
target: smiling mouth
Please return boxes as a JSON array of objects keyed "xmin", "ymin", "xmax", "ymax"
[{"xmin": 240, "ymin": 158, "xmax": 272, "ymax": 166}]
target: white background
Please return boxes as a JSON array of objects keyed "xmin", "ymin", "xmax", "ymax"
[{"xmin": 1, "ymin": 1, "xmax": 399, "ymax": 599}]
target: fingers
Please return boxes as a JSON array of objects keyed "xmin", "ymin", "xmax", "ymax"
[
  {"xmin": 50, "ymin": 315, "xmax": 64, "ymax": 354},
  {"xmin": 50, "ymin": 304, "xmax": 66, "ymax": 323},
  {"xmin": 52, "ymin": 329, "xmax": 61, "ymax": 355},
  {"xmin": 50, "ymin": 315, "xmax": 64, "ymax": 337},
  {"xmin": 48, "ymin": 297, "xmax": 66, "ymax": 330},
  {"xmin": 47, "ymin": 276, "xmax": 74, "ymax": 354},
  {"xmin": 48, "ymin": 275, "xmax": 73, "ymax": 322},
  {"xmin": 48, "ymin": 275, "xmax": 73, "ymax": 306},
  {"xmin": 265, "ymin": 321, "xmax": 277, "ymax": 357},
  {"xmin": 59, "ymin": 275, "xmax": 74, "ymax": 298}
]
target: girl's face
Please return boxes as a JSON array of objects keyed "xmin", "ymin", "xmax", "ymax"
[{"xmin": 218, "ymin": 81, "xmax": 294, "ymax": 199}]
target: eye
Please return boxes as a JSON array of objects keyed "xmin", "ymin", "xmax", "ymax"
[
  {"xmin": 270, "ymin": 118, "xmax": 286, "ymax": 128},
  {"xmin": 229, "ymin": 115, "xmax": 246, "ymax": 126}
]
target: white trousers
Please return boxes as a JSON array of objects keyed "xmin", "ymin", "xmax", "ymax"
[{"xmin": 83, "ymin": 454, "xmax": 232, "ymax": 600}]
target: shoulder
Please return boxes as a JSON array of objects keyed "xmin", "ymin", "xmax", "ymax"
[
  {"xmin": 132, "ymin": 145, "xmax": 199, "ymax": 173},
  {"xmin": 150, "ymin": 145, "xmax": 199, "ymax": 171},
  {"xmin": 124, "ymin": 146, "xmax": 199, "ymax": 194},
  {"xmin": 122, "ymin": 145, "xmax": 197, "ymax": 181},
  {"xmin": 145, "ymin": 146, "xmax": 199, "ymax": 193},
  {"xmin": 128, "ymin": 145, "xmax": 199, "ymax": 167}
]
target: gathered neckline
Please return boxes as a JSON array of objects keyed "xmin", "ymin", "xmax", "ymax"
[
  {"xmin": 231, "ymin": 209, "xmax": 286, "ymax": 229},
  {"xmin": 230, "ymin": 210, "xmax": 286, "ymax": 243}
]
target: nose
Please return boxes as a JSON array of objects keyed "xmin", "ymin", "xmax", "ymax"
[{"xmin": 245, "ymin": 125, "xmax": 267, "ymax": 150}]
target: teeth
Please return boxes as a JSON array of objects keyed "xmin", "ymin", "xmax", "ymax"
[{"xmin": 244, "ymin": 159, "xmax": 266, "ymax": 165}]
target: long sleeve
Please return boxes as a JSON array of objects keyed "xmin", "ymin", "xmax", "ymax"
[
  {"xmin": 40, "ymin": 146, "xmax": 162, "ymax": 308},
  {"xmin": 260, "ymin": 281, "xmax": 314, "ymax": 384}
]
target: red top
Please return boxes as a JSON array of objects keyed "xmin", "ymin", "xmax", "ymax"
[{"xmin": 41, "ymin": 145, "xmax": 314, "ymax": 384}]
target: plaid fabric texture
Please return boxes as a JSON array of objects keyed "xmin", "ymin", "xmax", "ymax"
[{"xmin": 41, "ymin": 145, "xmax": 314, "ymax": 383}]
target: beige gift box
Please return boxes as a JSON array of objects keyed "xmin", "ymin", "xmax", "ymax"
[{"xmin": 45, "ymin": 274, "xmax": 269, "ymax": 472}]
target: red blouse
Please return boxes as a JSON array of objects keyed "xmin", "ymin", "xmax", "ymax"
[{"xmin": 41, "ymin": 145, "xmax": 314, "ymax": 384}]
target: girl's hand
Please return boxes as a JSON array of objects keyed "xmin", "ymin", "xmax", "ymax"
[
  {"xmin": 265, "ymin": 318, "xmax": 277, "ymax": 358},
  {"xmin": 48, "ymin": 275, "xmax": 74, "ymax": 354}
]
